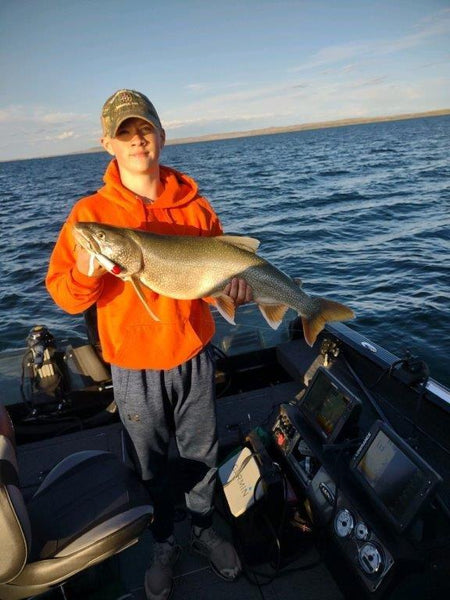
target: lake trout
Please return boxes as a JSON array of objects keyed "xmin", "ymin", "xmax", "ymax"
[{"xmin": 73, "ymin": 222, "xmax": 354, "ymax": 346}]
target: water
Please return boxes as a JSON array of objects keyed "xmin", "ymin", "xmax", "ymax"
[{"xmin": 1, "ymin": 116, "xmax": 449, "ymax": 387}]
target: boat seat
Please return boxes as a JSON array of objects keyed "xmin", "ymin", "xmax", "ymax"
[{"xmin": 0, "ymin": 403, "xmax": 153, "ymax": 600}]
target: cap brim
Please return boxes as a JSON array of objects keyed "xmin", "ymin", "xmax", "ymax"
[{"xmin": 108, "ymin": 113, "xmax": 161, "ymax": 137}]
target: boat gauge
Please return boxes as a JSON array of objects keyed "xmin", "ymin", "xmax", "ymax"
[
  {"xmin": 358, "ymin": 542, "xmax": 384, "ymax": 576},
  {"xmin": 334, "ymin": 508, "xmax": 354, "ymax": 538},
  {"xmin": 355, "ymin": 521, "xmax": 369, "ymax": 541}
]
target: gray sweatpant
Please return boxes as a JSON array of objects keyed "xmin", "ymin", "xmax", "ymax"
[{"xmin": 111, "ymin": 345, "xmax": 218, "ymax": 541}]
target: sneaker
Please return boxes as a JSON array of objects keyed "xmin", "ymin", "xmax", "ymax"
[
  {"xmin": 191, "ymin": 526, "xmax": 242, "ymax": 581},
  {"xmin": 145, "ymin": 536, "xmax": 181, "ymax": 600}
]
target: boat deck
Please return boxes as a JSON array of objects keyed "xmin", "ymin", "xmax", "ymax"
[
  {"xmin": 55, "ymin": 497, "xmax": 343, "ymax": 600},
  {"xmin": 112, "ymin": 510, "xmax": 343, "ymax": 600},
  {"xmin": 33, "ymin": 379, "xmax": 344, "ymax": 600}
]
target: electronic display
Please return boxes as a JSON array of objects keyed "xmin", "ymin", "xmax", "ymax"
[
  {"xmin": 298, "ymin": 368, "xmax": 361, "ymax": 443},
  {"xmin": 351, "ymin": 421, "xmax": 442, "ymax": 532}
]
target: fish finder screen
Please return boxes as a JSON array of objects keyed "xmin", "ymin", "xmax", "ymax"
[
  {"xmin": 354, "ymin": 428, "xmax": 434, "ymax": 530},
  {"xmin": 299, "ymin": 369, "xmax": 358, "ymax": 442}
]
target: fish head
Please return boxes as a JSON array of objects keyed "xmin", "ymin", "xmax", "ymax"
[{"xmin": 73, "ymin": 222, "xmax": 143, "ymax": 276}]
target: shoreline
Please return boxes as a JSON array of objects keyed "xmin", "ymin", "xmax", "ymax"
[{"xmin": 164, "ymin": 108, "xmax": 450, "ymax": 146}]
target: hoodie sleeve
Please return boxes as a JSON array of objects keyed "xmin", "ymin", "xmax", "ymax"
[
  {"xmin": 195, "ymin": 193, "xmax": 224, "ymax": 237},
  {"xmin": 46, "ymin": 215, "xmax": 105, "ymax": 315},
  {"xmin": 207, "ymin": 211, "xmax": 223, "ymax": 236}
]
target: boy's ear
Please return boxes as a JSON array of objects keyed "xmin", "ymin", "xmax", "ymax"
[
  {"xmin": 101, "ymin": 136, "xmax": 115, "ymax": 156},
  {"xmin": 160, "ymin": 128, "xmax": 166, "ymax": 149}
]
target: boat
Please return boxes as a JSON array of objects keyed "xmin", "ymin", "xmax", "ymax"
[{"xmin": 0, "ymin": 303, "xmax": 449, "ymax": 600}]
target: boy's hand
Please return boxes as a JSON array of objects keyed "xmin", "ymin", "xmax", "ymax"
[
  {"xmin": 75, "ymin": 246, "xmax": 106, "ymax": 278},
  {"xmin": 223, "ymin": 277, "xmax": 253, "ymax": 306}
]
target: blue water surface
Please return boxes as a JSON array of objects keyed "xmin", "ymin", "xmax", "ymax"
[{"xmin": 1, "ymin": 116, "xmax": 449, "ymax": 387}]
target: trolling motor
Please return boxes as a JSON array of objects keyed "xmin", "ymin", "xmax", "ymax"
[{"xmin": 22, "ymin": 325, "xmax": 64, "ymax": 412}]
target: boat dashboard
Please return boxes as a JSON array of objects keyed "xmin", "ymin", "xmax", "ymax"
[{"xmin": 265, "ymin": 357, "xmax": 449, "ymax": 599}]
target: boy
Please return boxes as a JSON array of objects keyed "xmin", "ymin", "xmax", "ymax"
[{"xmin": 46, "ymin": 89, "xmax": 251, "ymax": 600}]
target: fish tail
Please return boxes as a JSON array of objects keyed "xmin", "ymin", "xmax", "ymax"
[{"xmin": 301, "ymin": 297, "xmax": 354, "ymax": 347}]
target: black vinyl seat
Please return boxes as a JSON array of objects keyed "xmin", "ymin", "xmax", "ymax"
[{"xmin": 0, "ymin": 403, "xmax": 153, "ymax": 600}]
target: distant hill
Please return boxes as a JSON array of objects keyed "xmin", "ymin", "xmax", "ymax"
[{"xmin": 80, "ymin": 108, "xmax": 450, "ymax": 155}]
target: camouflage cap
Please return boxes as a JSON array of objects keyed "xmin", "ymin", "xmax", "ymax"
[{"xmin": 101, "ymin": 89, "xmax": 163, "ymax": 137}]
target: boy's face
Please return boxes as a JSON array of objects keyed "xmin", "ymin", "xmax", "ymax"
[{"xmin": 101, "ymin": 117, "xmax": 165, "ymax": 176}]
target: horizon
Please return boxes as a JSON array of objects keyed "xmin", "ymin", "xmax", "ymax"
[
  {"xmin": 1, "ymin": 1, "xmax": 449, "ymax": 162},
  {"xmin": 2, "ymin": 108, "xmax": 449, "ymax": 164}
]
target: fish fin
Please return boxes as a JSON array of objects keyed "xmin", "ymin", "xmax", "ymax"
[
  {"xmin": 129, "ymin": 276, "xmax": 160, "ymax": 322},
  {"xmin": 219, "ymin": 235, "xmax": 260, "ymax": 253},
  {"xmin": 215, "ymin": 293, "xmax": 237, "ymax": 325},
  {"xmin": 258, "ymin": 303, "xmax": 290, "ymax": 330},
  {"xmin": 301, "ymin": 298, "xmax": 355, "ymax": 347}
]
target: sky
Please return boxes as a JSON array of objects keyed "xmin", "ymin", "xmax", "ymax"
[{"xmin": 0, "ymin": 0, "xmax": 449, "ymax": 161}]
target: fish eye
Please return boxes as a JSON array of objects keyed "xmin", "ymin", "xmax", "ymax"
[{"xmin": 97, "ymin": 231, "xmax": 105, "ymax": 240}]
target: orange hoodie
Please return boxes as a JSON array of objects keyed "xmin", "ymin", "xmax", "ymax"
[{"xmin": 46, "ymin": 160, "xmax": 223, "ymax": 370}]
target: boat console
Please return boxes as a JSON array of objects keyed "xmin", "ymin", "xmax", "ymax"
[{"xmin": 267, "ymin": 361, "xmax": 448, "ymax": 599}]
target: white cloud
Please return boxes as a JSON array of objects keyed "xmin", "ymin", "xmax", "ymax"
[
  {"xmin": 0, "ymin": 104, "xmax": 97, "ymax": 145},
  {"xmin": 0, "ymin": 105, "xmax": 28, "ymax": 123},
  {"xmin": 0, "ymin": 105, "xmax": 89, "ymax": 125},
  {"xmin": 165, "ymin": 111, "xmax": 281, "ymax": 131},
  {"xmin": 290, "ymin": 8, "xmax": 450, "ymax": 73},
  {"xmin": 42, "ymin": 113, "xmax": 85, "ymax": 125},
  {"xmin": 186, "ymin": 83, "xmax": 208, "ymax": 92},
  {"xmin": 290, "ymin": 42, "xmax": 369, "ymax": 72},
  {"xmin": 51, "ymin": 131, "xmax": 76, "ymax": 141}
]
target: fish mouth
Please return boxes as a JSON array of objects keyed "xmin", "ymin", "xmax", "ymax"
[{"xmin": 72, "ymin": 225, "xmax": 101, "ymax": 254}]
